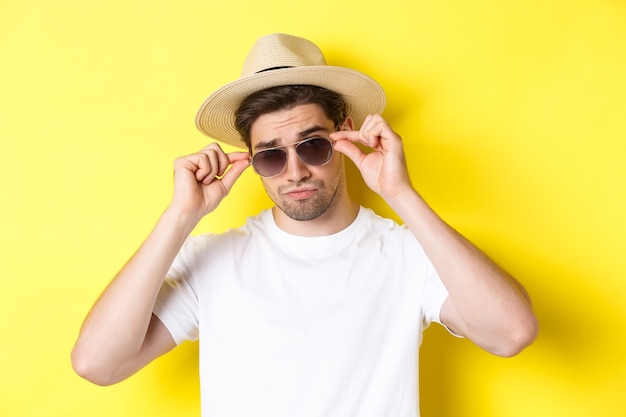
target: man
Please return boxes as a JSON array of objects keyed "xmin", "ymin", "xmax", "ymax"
[{"xmin": 72, "ymin": 33, "xmax": 538, "ymax": 416}]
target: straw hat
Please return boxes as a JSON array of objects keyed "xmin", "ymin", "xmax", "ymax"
[{"xmin": 195, "ymin": 33, "xmax": 386, "ymax": 148}]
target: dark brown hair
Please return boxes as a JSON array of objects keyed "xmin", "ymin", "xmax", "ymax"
[{"xmin": 234, "ymin": 85, "xmax": 347, "ymax": 149}]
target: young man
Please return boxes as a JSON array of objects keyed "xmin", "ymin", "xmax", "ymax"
[{"xmin": 72, "ymin": 33, "xmax": 538, "ymax": 416}]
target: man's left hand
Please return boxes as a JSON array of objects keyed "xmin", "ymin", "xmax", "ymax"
[{"xmin": 331, "ymin": 114, "xmax": 413, "ymax": 200}]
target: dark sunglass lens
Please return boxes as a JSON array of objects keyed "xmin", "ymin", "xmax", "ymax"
[
  {"xmin": 252, "ymin": 149, "xmax": 287, "ymax": 177},
  {"xmin": 296, "ymin": 138, "xmax": 333, "ymax": 166}
]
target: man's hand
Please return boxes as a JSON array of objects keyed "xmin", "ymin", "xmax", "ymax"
[
  {"xmin": 331, "ymin": 114, "xmax": 412, "ymax": 200},
  {"xmin": 72, "ymin": 142, "xmax": 250, "ymax": 386},
  {"xmin": 333, "ymin": 116, "xmax": 538, "ymax": 357},
  {"xmin": 169, "ymin": 143, "xmax": 250, "ymax": 220}
]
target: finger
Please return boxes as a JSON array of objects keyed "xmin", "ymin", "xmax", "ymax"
[
  {"xmin": 195, "ymin": 144, "xmax": 229, "ymax": 184},
  {"xmin": 207, "ymin": 148, "xmax": 249, "ymax": 179},
  {"xmin": 226, "ymin": 151, "xmax": 252, "ymax": 163},
  {"xmin": 358, "ymin": 114, "xmax": 377, "ymax": 137},
  {"xmin": 173, "ymin": 153, "xmax": 212, "ymax": 181},
  {"xmin": 192, "ymin": 152, "xmax": 215, "ymax": 183},
  {"xmin": 332, "ymin": 138, "xmax": 367, "ymax": 167},
  {"xmin": 359, "ymin": 115, "xmax": 386, "ymax": 149},
  {"xmin": 219, "ymin": 158, "xmax": 250, "ymax": 193},
  {"xmin": 212, "ymin": 152, "xmax": 250, "ymax": 180},
  {"xmin": 330, "ymin": 129, "xmax": 361, "ymax": 143}
]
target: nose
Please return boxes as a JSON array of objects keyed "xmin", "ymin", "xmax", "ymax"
[{"xmin": 284, "ymin": 147, "xmax": 310, "ymax": 182}]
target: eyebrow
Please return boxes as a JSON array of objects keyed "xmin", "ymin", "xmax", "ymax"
[{"xmin": 254, "ymin": 125, "xmax": 331, "ymax": 151}]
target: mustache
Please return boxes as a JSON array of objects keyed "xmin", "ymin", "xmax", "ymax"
[{"xmin": 278, "ymin": 179, "xmax": 324, "ymax": 194}]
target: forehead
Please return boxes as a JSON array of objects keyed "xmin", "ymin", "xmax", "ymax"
[{"xmin": 249, "ymin": 103, "xmax": 334, "ymax": 148}]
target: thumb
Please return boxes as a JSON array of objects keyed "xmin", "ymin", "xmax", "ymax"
[
  {"xmin": 333, "ymin": 139, "xmax": 366, "ymax": 168},
  {"xmin": 219, "ymin": 159, "xmax": 250, "ymax": 193}
]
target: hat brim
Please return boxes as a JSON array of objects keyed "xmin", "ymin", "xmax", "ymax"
[{"xmin": 195, "ymin": 66, "xmax": 386, "ymax": 148}]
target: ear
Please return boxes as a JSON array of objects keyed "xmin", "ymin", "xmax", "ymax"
[{"xmin": 339, "ymin": 117, "xmax": 354, "ymax": 131}]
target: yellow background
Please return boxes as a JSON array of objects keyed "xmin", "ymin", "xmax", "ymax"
[{"xmin": 1, "ymin": 0, "xmax": 625, "ymax": 416}]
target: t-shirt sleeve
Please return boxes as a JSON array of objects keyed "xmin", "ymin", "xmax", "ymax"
[
  {"xmin": 153, "ymin": 238, "xmax": 200, "ymax": 345},
  {"xmin": 421, "ymin": 261, "xmax": 463, "ymax": 338},
  {"xmin": 397, "ymin": 226, "xmax": 448, "ymax": 330},
  {"xmin": 421, "ymin": 261, "xmax": 448, "ymax": 327}
]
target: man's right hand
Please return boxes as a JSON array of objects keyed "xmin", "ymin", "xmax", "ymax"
[
  {"xmin": 72, "ymin": 142, "xmax": 250, "ymax": 386},
  {"xmin": 169, "ymin": 143, "xmax": 250, "ymax": 220}
]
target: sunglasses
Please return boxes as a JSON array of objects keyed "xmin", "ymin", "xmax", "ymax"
[{"xmin": 250, "ymin": 136, "xmax": 335, "ymax": 178}]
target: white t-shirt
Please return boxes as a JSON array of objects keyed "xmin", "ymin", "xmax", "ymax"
[{"xmin": 154, "ymin": 207, "xmax": 449, "ymax": 417}]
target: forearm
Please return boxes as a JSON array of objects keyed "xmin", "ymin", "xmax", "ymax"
[
  {"xmin": 72, "ymin": 207, "xmax": 198, "ymax": 380},
  {"xmin": 333, "ymin": 114, "xmax": 537, "ymax": 354},
  {"xmin": 386, "ymin": 188, "xmax": 538, "ymax": 355}
]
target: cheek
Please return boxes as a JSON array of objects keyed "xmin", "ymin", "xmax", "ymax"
[
  {"xmin": 327, "ymin": 154, "xmax": 345, "ymax": 181},
  {"xmin": 260, "ymin": 177, "xmax": 278, "ymax": 198}
]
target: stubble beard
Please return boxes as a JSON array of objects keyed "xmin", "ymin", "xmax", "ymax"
[{"xmin": 264, "ymin": 172, "xmax": 344, "ymax": 222}]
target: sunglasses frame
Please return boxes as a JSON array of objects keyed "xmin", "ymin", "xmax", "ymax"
[{"xmin": 249, "ymin": 136, "xmax": 336, "ymax": 178}]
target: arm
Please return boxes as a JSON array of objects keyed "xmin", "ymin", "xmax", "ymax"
[
  {"xmin": 331, "ymin": 116, "xmax": 538, "ymax": 357},
  {"xmin": 71, "ymin": 144, "xmax": 250, "ymax": 385}
]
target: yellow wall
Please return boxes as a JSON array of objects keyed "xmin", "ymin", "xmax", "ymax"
[{"xmin": 1, "ymin": 1, "xmax": 625, "ymax": 416}]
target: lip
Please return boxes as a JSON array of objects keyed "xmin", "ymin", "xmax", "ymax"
[{"xmin": 283, "ymin": 187, "xmax": 317, "ymax": 200}]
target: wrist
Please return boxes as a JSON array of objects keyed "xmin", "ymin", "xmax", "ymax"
[
  {"xmin": 384, "ymin": 187, "xmax": 431, "ymax": 218},
  {"xmin": 161, "ymin": 205, "xmax": 203, "ymax": 236},
  {"xmin": 384, "ymin": 184, "xmax": 420, "ymax": 207}
]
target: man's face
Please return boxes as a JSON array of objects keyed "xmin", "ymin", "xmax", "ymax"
[{"xmin": 249, "ymin": 103, "xmax": 345, "ymax": 222}]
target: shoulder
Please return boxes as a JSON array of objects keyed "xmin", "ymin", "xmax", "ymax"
[
  {"xmin": 180, "ymin": 210, "xmax": 272, "ymax": 255},
  {"xmin": 358, "ymin": 207, "xmax": 411, "ymax": 238},
  {"xmin": 358, "ymin": 207, "xmax": 431, "ymax": 260}
]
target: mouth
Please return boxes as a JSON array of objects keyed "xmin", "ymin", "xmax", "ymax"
[{"xmin": 283, "ymin": 187, "xmax": 317, "ymax": 200}]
